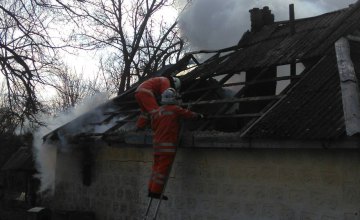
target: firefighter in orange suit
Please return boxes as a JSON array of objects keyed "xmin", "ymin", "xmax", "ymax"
[
  {"xmin": 148, "ymin": 88, "xmax": 203, "ymax": 200},
  {"xmin": 135, "ymin": 76, "xmax": 181, "ymax": 129}
]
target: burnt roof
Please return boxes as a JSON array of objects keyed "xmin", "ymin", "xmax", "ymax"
[
  {"xmin": 44, "ymin": 2, "xmax": 360, "ymax": 146},
  {"xmin": 241, "ymin": 51, "xmax": 345, "ymax": 139},
  {"xmin": 191, "ymin": 4, "xmax": 360, "ymax": 74}
]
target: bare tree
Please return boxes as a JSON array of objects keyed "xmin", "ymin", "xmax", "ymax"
[
  {"xmin": 0, "ymin": 0, "xmax": 60, "ymax": 125},
  {"xmin": 49, "ymin": 64, "xmax": 104, "ymax": 112},
  {"xmin": 0, "ymin": 81, "xmax": 19, "ymax": 134},
  {"xmin": 42, "ymin": 0, "xmax": 184, "ymax": 94}
]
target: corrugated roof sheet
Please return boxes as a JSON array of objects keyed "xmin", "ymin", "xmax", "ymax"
[
  {"xmin": 185, "ymin": 4, "xmax": 360, "ymax": 75},
  {"xmin": 241, "ymin": 51, "xmax": 345, "ymax": 139}
]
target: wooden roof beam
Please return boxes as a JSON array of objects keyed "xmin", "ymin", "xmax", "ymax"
[
  {"xmin": 182, "ymin": 95, "xmax": 283, "ymax": 106},
  {"xmin": 181, "ymin": 75, "xmax": 301, "ymax": 96}
]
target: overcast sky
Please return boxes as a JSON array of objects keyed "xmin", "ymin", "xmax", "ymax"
[{"xmin": 177, "ymin": 0, "xmax": 357, "ymax": 50}]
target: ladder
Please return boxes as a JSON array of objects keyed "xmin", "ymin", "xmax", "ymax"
[
  {"xmin": 143, "ymin": 122, "xmax": 185, "ymax": 220},
  {"xmin": 142, "ymin": 175, "xmax": 170, "ymax": 220}
]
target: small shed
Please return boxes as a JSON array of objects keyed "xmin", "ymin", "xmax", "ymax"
[{"xmin": 1, "ymin": 146, "xmax": 38, "ymax": 207}]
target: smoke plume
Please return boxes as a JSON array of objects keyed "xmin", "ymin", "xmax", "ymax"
[
  {"xmin": 178, "ymin": 0, "xmax": 356, "ymax": 51},
  {"xmin": 32, "ymin": 93, "xmax": 109, "ymax": 195}
]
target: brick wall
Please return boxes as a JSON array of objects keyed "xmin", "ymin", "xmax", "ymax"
[{"xmin": 52, "ymin": 146, "xmax": 360, "ymax": 220}]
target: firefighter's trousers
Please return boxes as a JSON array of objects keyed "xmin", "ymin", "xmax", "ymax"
[
  {"xmin": 135, "ymin": 91, "xmax": 159, "ymax": 128},
  {"xmin": 148, "ymin": 154, "xmax": 175, "ymax": 194}
]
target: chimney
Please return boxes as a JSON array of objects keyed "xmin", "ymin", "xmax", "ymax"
[
  {"xmin": 249, "ymin": 6, "xmax": 274, "ymax": 32},
  {"xmin": 249, "ymin": 8, "xmax": 263, "ymax": 32},
  {"xmin": 289, "ymin": 4, "xmax": 295, "ymax": 35},
  {"xmin": 262, "ymin": 6, "xmax": 274, "ymax": 25}
]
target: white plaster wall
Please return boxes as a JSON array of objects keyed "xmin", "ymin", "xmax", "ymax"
[{"xmin": 52, "ymin": 146, "xmax": 360, "ymax": 220}]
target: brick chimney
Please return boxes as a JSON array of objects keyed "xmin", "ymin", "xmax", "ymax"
[
  {"xmin": 249, "ymin": 6, "xmax": 274, "ymax": 32},
  {"xmin": 262, "ymin": 6, "xmax": 274, "ymax": 25}
]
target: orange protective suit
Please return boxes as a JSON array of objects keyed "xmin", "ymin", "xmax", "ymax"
[
  {"xmin": 148, "ymin": 105, "xmax": 198, "ymax": 194},
  {"xmin": 135, "ymin": 77, "xmax": 171, "ymax": 128}
]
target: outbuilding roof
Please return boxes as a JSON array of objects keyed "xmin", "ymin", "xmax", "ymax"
[{"xmin": 1, "ymin": 147, "xmax": 34, "ymax": 172}]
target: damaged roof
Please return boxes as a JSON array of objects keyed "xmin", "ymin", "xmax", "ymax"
[
  {"xmin": 44, "ymin": 2, "xmax": 360, "ymax": 147},
  {"xmin": 242, "ymin": 50, "xmax": 345, "ymax": 139}
]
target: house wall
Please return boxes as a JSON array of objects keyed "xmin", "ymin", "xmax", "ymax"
[{"xmin": 52, "ymin": 145, "xmax": 360, "ymax": 220}]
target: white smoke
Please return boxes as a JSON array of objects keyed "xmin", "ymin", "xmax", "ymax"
[
  {"xmin": 32, "ymin": 92, "xmax": 109, "ymax": 195},
  {"xmin": 178, "ymin": 0, "xmax": 357, "ymax": 51}
]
